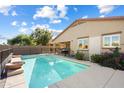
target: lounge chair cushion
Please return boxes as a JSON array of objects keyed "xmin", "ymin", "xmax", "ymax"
[
  {"xmin": 12, "ymin": 55, "xmax": 21, "ymax": 58},
  {"xmin": 11, "ymin": 58, "xmax": 22, "ymax": 63},
  {"xmin": 5, "ymin": 62, "xmax": 23, "ymax": 70},
  {"xmin": 7, "ymin": 68, "xmax": 24, "ymax": 77},
  {"xmin": 11, "ymin": 61, "xmax": 25, "ymax": 64}
]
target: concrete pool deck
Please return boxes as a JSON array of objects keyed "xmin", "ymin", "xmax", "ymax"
[
  {"xmin": 3, "ymin": 57, "xmax": 26, "ymax": 88},
  {"xmin": 2, "ymin": 55, "xmax": 124, "ymax": 88}
]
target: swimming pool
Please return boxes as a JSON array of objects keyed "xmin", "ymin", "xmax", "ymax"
[{"xmin": 21, "ymin": 54, "xmax": 88, "ymax": 88}]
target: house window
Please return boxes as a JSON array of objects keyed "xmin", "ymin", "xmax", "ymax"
[
  {"xmin": 103, "ymin": 34, "xmax": 120, "ymax": 48},
  {"xmin": 78, "ymin": 38, "xmax": 88, "ymax": 50}
]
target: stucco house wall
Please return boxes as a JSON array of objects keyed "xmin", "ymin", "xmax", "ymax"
[{"xmin": 52, "ymin": 17, "xmax": 124, "ymax": 56}]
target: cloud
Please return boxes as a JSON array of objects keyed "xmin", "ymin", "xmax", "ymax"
[
  {"xmin": 97, "ymin": 5, "xmax": 115, "ymax": 14},
  {"xmin": 21, "ymin": 21, "xmax": 27, "ymax": 26},
  {"xmin": 11, "ymin": 21, "xmax": 27, "ymax": 27},
  {"xmin": 82, "ymin": 15, "xmax": 88, "ymax": 19},
  {"xmin": 18, "ymin": 27, "xmax": 29, "ymax": 34},
  {"xmin": 33, "ymin": 6, "xmax": 56, "ymax": 20},
  {"xmin": 74, "ymin": 7, "xmax": 78, "ymax": 12},
  {"xmin": 33, "ymin": 5, "xmax": 68, "ymax": 22},
  {"xmin": 0, "ymin": 39, "xmax": 7, "ymax": 44},
  {"xmin": 11, "ymin": 21, "xmax": 18, "ymax": 26},
  {"xmin": 0, "ymin": 35, "xmax": 6, "ymax": 39},
  {"xmin": 48, "ymin": 28, "xmax": 62, "ymax": 33},
  {"xmin": 48, "ymin": 28, "xmax": 62, "ymax": 39},
  {"xmin": 57, "ymin": 5, "xmax": 68, "ymax": 18},
  {"xmin": 31, "ymin": 24, "xmax": 50, "ymax": 31},
  {"xmin": 51, "ymin": 29, "xmax": 62, "ymax": 39},
  {"xmin": 11, "ymin": 11, "xmax": 17, "ymax": 16},
  {"xmin": 0, "ymin": 5, "xmax": 12, "ymax": 16},
  {"xmin": 99, "ymin": 15, "xmax": 105, "ymax": 18},
  {"xmin": 50, "ymin": 19, "xmax": 62, "ymax": 24}
]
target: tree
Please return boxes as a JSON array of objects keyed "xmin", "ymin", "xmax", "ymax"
[
  {"xmin": 7, "ymin": 28, "xmax": 52, "ymax": 46},
  {"xmin": 31, "ymin": 28, "xmax": 52, "ymax": 45},
  {"xmin": 7, "ymin": 34, "xmax": 33, "ymax": 46}
]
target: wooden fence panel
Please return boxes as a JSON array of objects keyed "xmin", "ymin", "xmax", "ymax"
[{"xmin": 0, "ymin": 45, "xmax": 56, "ymax": 55}]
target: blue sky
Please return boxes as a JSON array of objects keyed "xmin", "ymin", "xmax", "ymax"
[{"xmin": 0, "ymin": 5, "xmax": 124, "ymax": 44}]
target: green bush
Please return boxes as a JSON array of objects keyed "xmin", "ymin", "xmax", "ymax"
[
  {"xmin": 91, "ymin": 54, "xmax": 104, "ymax": 63},
  {"xmin": 120, "ymin": 60, "xmax": 124, "ymax": 65},
  {"xmin": 75, "ymin": 52, "xmax": 84, "ymax": 60},
  {"xmin": 113, "ymin": 47, "xmax": 120, "ymax": 57},
  {"xmin": 120, "ymin": 60, "xmax": 124, "ymax": 70}
]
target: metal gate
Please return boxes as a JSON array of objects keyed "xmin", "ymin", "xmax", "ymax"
[{"xmin": 0, "ymin": 48, "xmax": 13, "ymax": 79}]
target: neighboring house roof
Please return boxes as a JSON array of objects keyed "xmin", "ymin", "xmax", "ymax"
[{"xmin": 52, "ymin": 16, "xmax": 124, "ymax": 42}]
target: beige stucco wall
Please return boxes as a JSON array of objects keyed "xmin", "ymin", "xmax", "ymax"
[
  {"xmin": 52, "ymin": 20, "xmax": 124, "ymax": 54},
  {"xmin": 89, "ymin": 36, "xmax": 101, "ymax": 55}
]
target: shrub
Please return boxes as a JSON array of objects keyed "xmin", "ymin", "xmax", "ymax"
[
  {"xmin": 120, "ymin": 53, "xmax": 124, "ymax": 61},
  {"xmin": 120, "ymin": 53, "xmax": 124, "ymax": 70},
  {"xmin": 91, "ymin": 48, "xmax": 124, "ymax": 70},
  {"xmin": 120, "ymin": 60, "xmax": 124, "ymax": 67},
  {"xmin": 91, "ymin": 54, "xmax": 104, "ymax": 63},
  {"xmin": 113, "ymin": 47, "xmax": 120, "ymax": 57},
  {"xmin": 100, "ymin": 58, "xmax": 117, "ymax": 69},
  {"xmin": 75, "ymin": 52, "xmax": 84, "ymax": 60},
  {"xmin": 101, "ymin": 52, "xmax": 113, "ymax": 59}
]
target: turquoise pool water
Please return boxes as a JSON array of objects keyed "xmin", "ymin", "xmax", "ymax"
[{"xmin": 21, "ymin": 54, "xmax": 88, "ymax": 88}]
